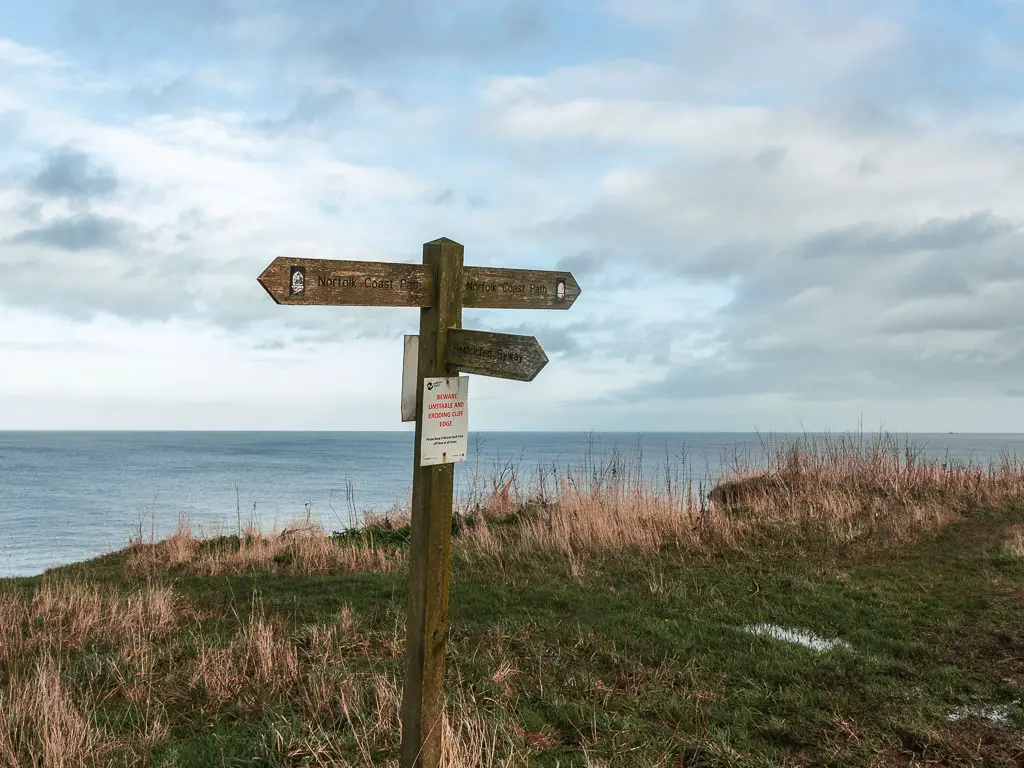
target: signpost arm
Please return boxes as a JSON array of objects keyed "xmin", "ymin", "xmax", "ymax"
[{"xmin": 400, "ymin": 238, "xmax": 464, "ymax": 768}]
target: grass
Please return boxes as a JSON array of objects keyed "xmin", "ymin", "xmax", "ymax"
[
  {"xmin": 1005, "ymin": 525, "xmax": 1024, "ymax": 558},
  {"xmin": 1, "ymin": 432, "xmax": 1023, "ymax": 766}
]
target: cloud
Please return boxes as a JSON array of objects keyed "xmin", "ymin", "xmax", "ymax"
[
  {"xmin": 58, "ymin": 0, "xmax": 554, "ymax": 76},
  {"xmin": 0, "ymin": 39, "xmax": 65, "ymax": 70},
  {"xmin": 2, "ymin": 1, "xmax": 1024, "ymax": 430},
  {"xmin": 0, "ymin": 110, "xmax": 26, "ymax": 153},
  {"xmin": 126, "ymin": 74, "xmax": 196, "ymax": 113},
  {"xmin": 596, "ymin": 0, "xmax": 906, "ymax": 102},
  {"xmin": 471, "ymin": 9, "xmax": 1024, "ymax": 412},
  {"xmin": 611, "ymin": 219, "xmax": 1024, "ymax": 404},
  {"xmin": 428, "ymin": 189, "xmax": 455, "ymax": 206},
  {"xmin": 8, "ymin": 213, "xmax": 129, "ymax": 251},
  {"xmin": 237, "ymin": 1, "xmax": 551, "ymax": 69},
  {"xmin": 254, "ymin": 84, "xmax": 360, "ymax": 134},
  {"xmin": 29, "ymin": 147, "xmax": 119, "ymax": 201},
  {"xmin": 798, "ymin": 212, "xmax": 1020, "ymax": 261},
  {"xmin": 0, "ymin": 49, "xmax": 443, "ymax": 332}
]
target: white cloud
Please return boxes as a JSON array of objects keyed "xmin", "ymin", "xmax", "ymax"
[
  {"xmin": 220, "ymin": 12, "xmax": 304, "ymax": 48},
  {"xmin": 2, "ymin": 0, "xmax": 1023, "ymax": 430},
  {"xmin": 468, "ymin": 16, "xmax": 1024, "ymax": 418},
  {"xmin": 603, "ymin": 0, "xmax": 906, "ymax": 96},
  {"xmin": 486, "ymin": 97, "xmax": 770, "ymax": 147},
  {"xmin": 0, "ymin": 40, "xmax": 65, "ymax": 69}
]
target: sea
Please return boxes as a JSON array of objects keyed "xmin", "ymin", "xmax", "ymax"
[{"xmin": 2, "ymin": 431, "xmax": 1024, "ymax": 578}]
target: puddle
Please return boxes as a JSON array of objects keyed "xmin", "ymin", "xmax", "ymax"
[
  {"xmin": 744, "ymin": 623, "xmax": 853, "ymax": 653},
  {"xmin": 947, "ymin": 701, "xmax": 1020, "ymax": 725}
]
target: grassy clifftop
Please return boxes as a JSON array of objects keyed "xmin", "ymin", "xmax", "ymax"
[{"xmin": 1, "ymin": 434, "xmax": 1023, "ymax": 766}]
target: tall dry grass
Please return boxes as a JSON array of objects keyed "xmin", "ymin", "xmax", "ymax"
[
  {"xmin": 0, "ymin": 656, "xmax": 119, "ymax": 768},
  {"xmin": 0, "ymin": 581, "xmax": 182, "ymax": 677},
  {"xmin": 124, "ymin": 432, "xmax": 1024, "ymax": 575},
  {"xmin": 706, "ymin": 432, "xmax": 1024, "ymax": 542},
  {"xmin": 0, "ymin": 581, "xmax": 183, "ymax": 766},
  {"xmin": 458, "ymin": 432, "xmax": 1024, "ymax": 560},
  {"xmin": 126, "ymin": 518, "xmax": 405, "ymax": 578},
  {"xmin": 1005, "ymin": 525, "xmax": 1024, "ymax": 557},
  {"xmin": 0, "ymin": 578, "xmax": 520, "ymax": 766}
]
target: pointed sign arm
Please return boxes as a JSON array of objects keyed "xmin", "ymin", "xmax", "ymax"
[
  {"xmin": 446, "ymin": 328, "xmax": 549, "ymax": 382},
  {"xmin": 257, "ymin": 257, "xmax": 434, "ymax": 307},
  {"xmin": 461, "ymin": 266, "xmax": 580, "ymax": 309}
]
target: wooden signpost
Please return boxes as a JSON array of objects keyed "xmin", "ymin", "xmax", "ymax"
[{"xmin": 258, "ymin": 238, "xmax": 580, "ymax": 768}]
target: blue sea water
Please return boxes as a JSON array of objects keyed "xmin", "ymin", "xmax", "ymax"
[{"xmin": 2, "ymin": 431, "xmax": 1024, "ymax": 578}]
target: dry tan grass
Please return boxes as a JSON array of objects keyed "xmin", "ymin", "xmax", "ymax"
[
  {"xmin": 706, "ymin": 433, "xmax": 1024, "ymax": 543},
  {"xmin": 458, "ymin": 432, "xmax": 1024, "ymax": 561},
  {"xmin": 0, "ymin": 581, "xmax": 182, "ymax": 767},
  {"xmin": 1005, "ymin": 525, "xmax": 1024, "ymax": 557},
  {"xmin": 0, "ymin": 593, "xmax": 26, "ymax": 677},
  {"xmin": 127, "ymin": 520, "xmax": 406, "ymax": 577},
  {"xmin": 195, "ymin": 533, "xmax": 405, "ymax": 577},
  {"xmin": 0, "ymin": 656, "xmax": 116, "ymax": 768},
  {"xmin": 253, "ymin": 672, "xmax": 518, "ymax": 767},
  {"xmin": 124, "ymin": 433, "xmax": 1024, "ymax": 572},
  {"xmin": 0, "ymin": 580, "xmax": 185, "ymax": 682},
  {"xmin": 0, "ymin": 581, "xmax": 519, "ymax": 766},
  {"xmin": 126, "ymin": 514, "xmax": 198, "ymax": 572},
  {"xmin": 506, "ymin": 478, "xmax": 699, "ymax": 556},
  {"xmin": 190, "ymin": 609, "xmax": 301, "ymax": 710},
  {"xmin": 30, "ymin": 581, "xmax": 180, "ymax": 641}
]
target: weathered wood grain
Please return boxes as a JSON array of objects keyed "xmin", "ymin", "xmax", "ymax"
[
  {"xmin": 257, "ymin": 257, "xmax": 433, "ymax": 307},
  {"xmin": 461, "ymin": 266, "xmax": 580, "ymax": 309},
  {"xmin": 447, "ymin": 328, "xmax": 548, "ymax": 382},
  {"xmin": 400, "ymin": 238, "xmax": 463, "ymax": 768},
  {"xmin": 258, "ymin": 257, "xmax": 580, "ymax": 311}
]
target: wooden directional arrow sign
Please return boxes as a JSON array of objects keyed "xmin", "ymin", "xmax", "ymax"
[
  {"xmin": 258, "ymin": 257, "xmax": 433, "ymax": 307},
  {"xmin": 446, "ymin": 328, "xmax": 548, "ymax": 382},
  {"xmin": 462, "ymin": 266, "xmax": 580, "ymax": 310},
  {"xmin": 258, "ymin": 256, "xmax": 580, "ymax": 310}
]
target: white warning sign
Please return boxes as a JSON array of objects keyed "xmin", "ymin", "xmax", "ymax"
[{"xmin": 420, "ymin": 376, "xmax": 469, "ymax": 467}]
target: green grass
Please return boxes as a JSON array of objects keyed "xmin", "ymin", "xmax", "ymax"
[{"xmin": 3, "ymin": 506, "xmax": 1024, "ymax": 766}]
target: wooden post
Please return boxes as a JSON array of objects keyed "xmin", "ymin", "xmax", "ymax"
[{"xmin": 400, "ymin": 237, "xmax": 464, "ymax": 768}]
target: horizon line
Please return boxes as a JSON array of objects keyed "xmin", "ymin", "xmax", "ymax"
[{"xmin": 0, "ymin": 428, "xmax": 1010, "ymax": 435}]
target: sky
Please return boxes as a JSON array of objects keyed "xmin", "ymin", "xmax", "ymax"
[{"xmin": 1, "ymin": 0, "xmax": 1023, "ymax": 432}]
